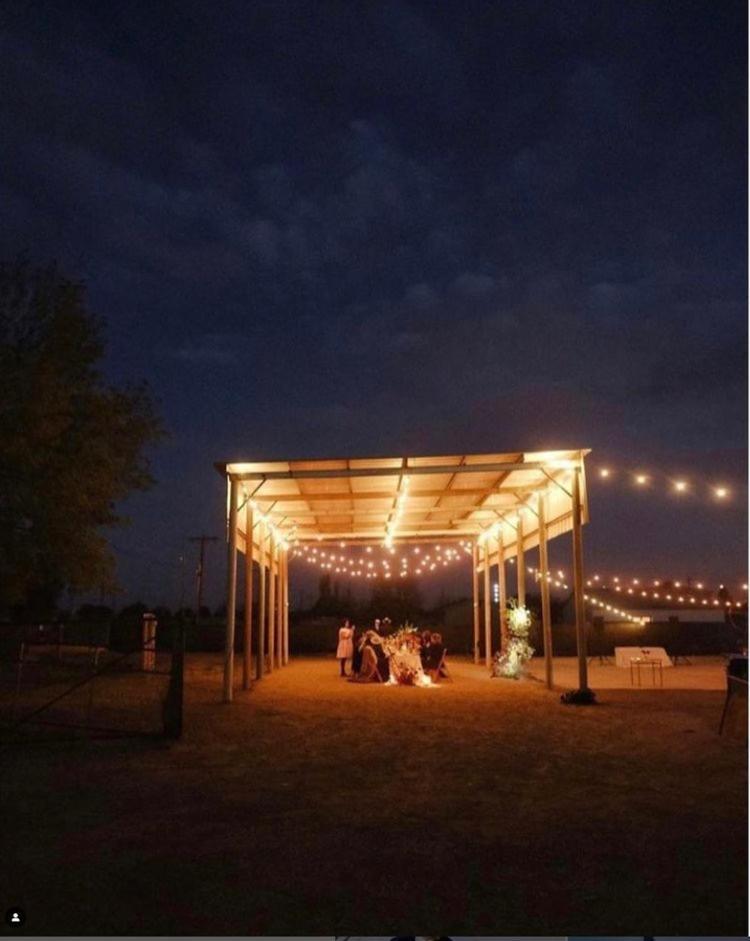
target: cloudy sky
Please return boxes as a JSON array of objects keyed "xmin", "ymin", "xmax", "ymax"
[{"xmin": 1, "ymin": 1, "xmax": 746, "ymax": 605}]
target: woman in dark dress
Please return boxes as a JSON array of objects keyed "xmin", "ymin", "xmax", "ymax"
[
  {"xmin": 371, "ymin": 633, "xmax": 391, "ymax": 681},
  {"xmin": 427, "ymin": 631, "xmax": 446, "ymax": 680},
  {"xmin": 419, "ymin": 629, "xmax": 432, "ymax": 669}
]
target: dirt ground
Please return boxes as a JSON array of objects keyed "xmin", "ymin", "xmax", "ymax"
[
  {"xmin": 528, "ymin": 654, "xmax": 731, "ymax": 689},
  {"xmin": 2, "ymin": 654, "xmax": 746, "ymax": 936}
]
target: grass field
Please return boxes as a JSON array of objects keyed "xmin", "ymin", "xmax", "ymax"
[{"xmin": 1, "ymin": 654, "xmax": 746, "ymax": 935}]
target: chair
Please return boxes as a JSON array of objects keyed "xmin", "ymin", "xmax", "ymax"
[
  {"xmin": 431, "ymin": 648, "xmax": 452, "ymax": 683},
  {"xmin": 719, "ymin": 655, "xmax": 748, "ymax": 734}
]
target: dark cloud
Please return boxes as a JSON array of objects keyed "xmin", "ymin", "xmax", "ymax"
[{"xmin": 0, "ymin": 0, "xmax": 745, "ymax": 602}]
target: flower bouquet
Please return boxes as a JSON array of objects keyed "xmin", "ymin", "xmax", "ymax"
[
  {"xmin": 382, "ymin": 623, "xmax": 431, "ymax": 685},
  {"xmin": 492, "ymin": 599, "xmax": 535, "ymax": 679}
]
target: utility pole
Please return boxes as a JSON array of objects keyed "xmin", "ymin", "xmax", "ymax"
[{"xmin": 189, "ymin": 535, "xmax": 218, "ymax": 618}]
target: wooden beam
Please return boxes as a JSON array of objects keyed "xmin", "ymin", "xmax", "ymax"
[
  {"xmin": 295, "ymin": 535, "xmax": 471, "ymax": 547},
  {"xmin": 267, "ymin": 529, "xmax": 275, "ymax": 673},
  {"xmin": 516, "ymin": 513, "xmax": 526, "ymax": 606},
  {"xmin": 538, "ymin": 492, "xmax": 553, "ymax": 690},
  {"xmin": 472, "ymin": 542, "xmax": 480, "ymax": 665},
  {"xmin": 572, "ymin": 467, "xmax": 589, "ymax": 690},
  {"xmin": 257, "ymin": 519, "xmax": 266, "ymax": 679},
  {"xmin": 496, "ymin": 530, "xmax": 507, "ymax": 652},
  {"xmin": 275, "ymin": 543, "xmax": 283, "ymax": 669},
  {"xmin": 282, "ymin": 552, "xmax": 289, "ymax": 665},
  {"xmin": 483, "ymin": 540, "xmax": 492, "ymax": 668},
  {"xmin": 248, "ymin": 484, "xmax": 550, "ymax": 504},
  {"xmin": 229, "ymin": 460, "xmax": 579, "ymax": 482},
  {"xmin": 223, "ymin": 477, "xmax": 238, "ymax": 703},
  {"xmin": 243, "ymin": 502, "xmax": 254, "ymax": 690},
  {"xmin": 256, "ymin": 502, "xmax": 532, "ymax": 520}
]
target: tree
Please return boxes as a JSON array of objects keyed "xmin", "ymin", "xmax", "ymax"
[
  {"xmin": 0, "ymin": 259, "xmax": 163, "ymax": 617},
  {"xmin": 368, "ymin": 576, "xmax": 423, "ymax": 623}
]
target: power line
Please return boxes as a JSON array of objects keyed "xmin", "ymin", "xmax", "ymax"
[{"xmin": 188, "ymin": 535, "xmax": 219, "ymax": 614}]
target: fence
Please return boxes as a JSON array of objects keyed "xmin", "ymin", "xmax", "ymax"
[{"xmin": 0, "ymin": 620, "xmax": 184, "ymax": 745}]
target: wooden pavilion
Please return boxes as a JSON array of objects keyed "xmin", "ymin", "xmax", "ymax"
[{"xmin": 215, "ymin": 449, "xmax": 592, "ymax": 701}]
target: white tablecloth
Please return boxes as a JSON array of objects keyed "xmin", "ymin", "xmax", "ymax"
[{"xmin": 615, "ymin": 645, "xmax": 672, "ymax": 668}]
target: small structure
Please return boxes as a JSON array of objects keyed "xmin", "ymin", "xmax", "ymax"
[
  {"xmin": 215, "ymin": 449, "xmax": 591, "ymax": 702},
  {"xmin": 141, "ymin": 612, "xmax": 157, "ymax": 672}
]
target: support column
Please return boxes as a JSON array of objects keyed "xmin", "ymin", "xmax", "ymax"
[
  {"xmin": 496, "ymin": 531, "xmax": 507, "ymax": 652},
  {"xmin": 257, "ymin": 519, "xmax": 266, "ymax": 679},
  {"xmin": 223, "ymin": 476, "xmax": 238, "ymax": 703},
  {"xmin": 482, "ymin": 540, "xmax": 492, "ymax": 668},
  {"xmin": 572, "ymin": 468, "xmax": 589, "ymax": 690},
  {"xmin": 538, "ymin": 492, "xmax": 553, "ymax": 689},
  {"xmin": 471, "ymin": 541, "xmax": 480, "ymax": 664},
  {"xmin": 275, "ymin": 543, "xmax": 283, "ymax": 668},
  {"xmin": 516, "ymin": 513, "xmax": 526, "ymax": 606},
  {"xmin": 267, "ymin": 529, "xmax": 275, "ymax": 673},
  {"xmin": 283, "ymin": 552, "xmax": 290, "ymax": 665},
  {"xmin": 243, "ymin": 502, "xmax": 254, "ymax": 690}
]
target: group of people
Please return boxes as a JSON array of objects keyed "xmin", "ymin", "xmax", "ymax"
[{"xmin": 336, "ymin": 618, "xmax": 447, "ymax": 684}]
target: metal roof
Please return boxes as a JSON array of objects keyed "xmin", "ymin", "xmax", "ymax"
[{"xmin": 216, "ymin": 449, "xmax": 590, "ymax": 563}]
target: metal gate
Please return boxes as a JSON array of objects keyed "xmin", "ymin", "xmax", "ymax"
[{"xmin": 0, "ymin": 622, "xmax": 184, "ymax": 745}]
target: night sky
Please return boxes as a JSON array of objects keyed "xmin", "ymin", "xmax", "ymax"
[{"xmin": 2, "ymin": 1, "xmax": 746, "ymax": 607}]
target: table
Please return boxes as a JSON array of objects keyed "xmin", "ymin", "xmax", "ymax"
[
  {"xmin": 615, "ymin": 645, "xmax": 672, "ymax": 668},
  {"xmin": 630, "ymin": 657, "xmax": 664, "ymax": 687}
]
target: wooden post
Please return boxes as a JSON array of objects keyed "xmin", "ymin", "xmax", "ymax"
[
  {"xmin": 516, "ymin": 513, "xmax": 526, "ymax": 606},
  {"xmin": 267, "ymin": 529, "xmax": 275, "ymax": 673},
  {"xmin": 483, "ymin": 540, "xmax": 492, "ymax": 668},
  {"xmin": 223, "ymin": 477, "xmax": 238, "ymax": 703},
  {"xmin": 538, "ymin": 492, "xmax": 553, "ymax": 689},
  {"xmin": 496, "ymin": 531, "xmax": 507, "ymax": 652},
  {"xmin": 472, "ymin": 541, "xmax": 480, "ymax": 664},
  {"xmin": 283, "ymin": 552, "xmax": 290, "ymax": 664},
  {"xmin": 257, "ymin": 519, "xmax": 266, "ymax": 679},
  {"xmin": 242, "ymin": 502, "xmax": 254, "ymax": 690},
  {"xmin": 572, "ymin": 467, "xmax": 589, "ymax": 690},
  {"xmin": 275, "ymin": 543, "xmax": 283, "ymax": 668}
]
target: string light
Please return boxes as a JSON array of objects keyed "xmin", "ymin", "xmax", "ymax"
[
  {"xmin": 291, "ymin": 540, "xmax": 472, "ymax": 580},
  {"xmin": 384, "ymin": 475, "xmax": 410, "ymax": 548},
  {"xmin": 528, "ymin": 567, "xmax": 568, "ymax": 590},
  {"xmin": 583, "ymin": 591, "xmax": 648, "ymax": 624},
  {"xmin": 582, "ymin": 569, "xmax": 746, "ymax": 596},
  {"xmin": 595, "ymin": 465, "xmax": 736, "ymax": 502},
  {"xmin": 246, "ymin": 499, "xmax": 293, "ymax": 551}
]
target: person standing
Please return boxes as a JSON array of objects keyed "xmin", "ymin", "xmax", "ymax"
[{"xmin": 336, "ymin": 618, "xmax": 354, "ymax": 677}]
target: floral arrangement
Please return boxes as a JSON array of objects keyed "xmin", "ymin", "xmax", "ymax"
[
  {"xmin": 381, "ymin": 623, "xmax": 431, "ymax": 686},
  {"xmin": 491, "ymin": 599, "xmax": 535, "ymax": 679},
  {"xmin": 380, "ymin": 622, "xmax": 419, "ymax": 657}
]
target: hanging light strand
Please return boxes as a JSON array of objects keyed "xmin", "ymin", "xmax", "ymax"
[
  {"xmin": 291, "ymin": 540, "xmax": 473, "ymax": 579},
  {"xmin": 595, "ymin": 465, "xmax": 736, "ymax": 503}
]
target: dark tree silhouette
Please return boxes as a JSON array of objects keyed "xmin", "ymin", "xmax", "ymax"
[{"xmin": 0, "ymin": 258, "xmax": 163, "ymax": 617}]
